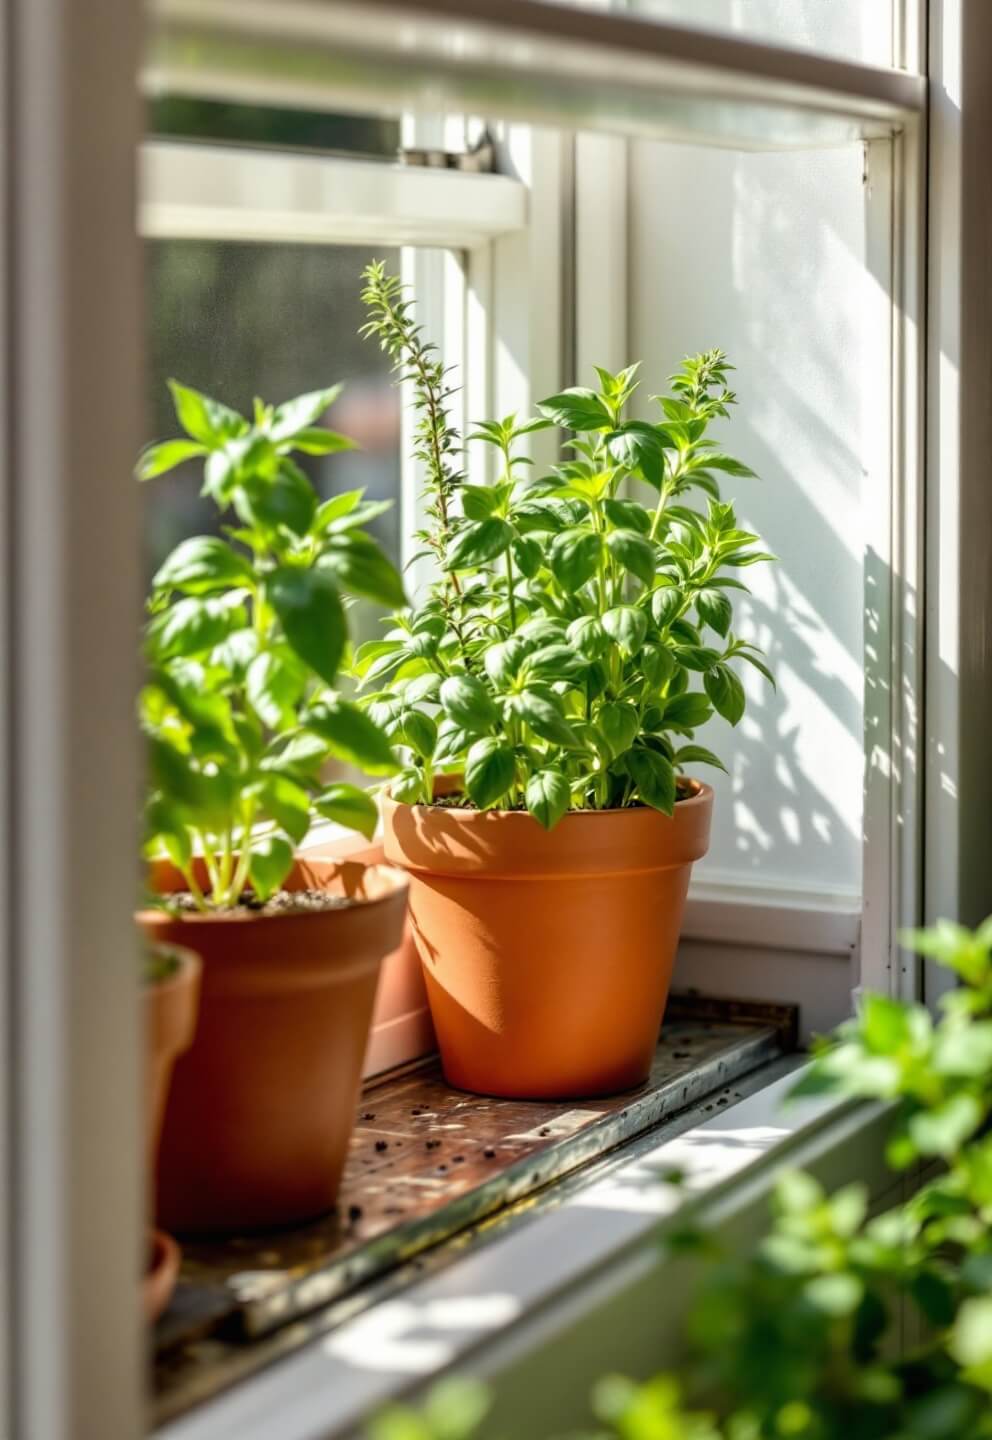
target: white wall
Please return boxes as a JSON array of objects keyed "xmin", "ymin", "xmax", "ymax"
[{"xmin": 629, "ymin": 138, "xmax": 887, "ymax": 905}]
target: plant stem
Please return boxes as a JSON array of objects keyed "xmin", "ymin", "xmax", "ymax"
[{"xmin": 504, "ymin": 547, "xmax": 518, "ymax": 631}]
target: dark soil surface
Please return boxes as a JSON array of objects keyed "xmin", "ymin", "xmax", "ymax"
[
  {"xmin": 426, "ymin": 779, "xmax": 697, "ymax": 812},
  {"xmin": 165, "ymin": 888, "xmax": 354, "ymax": 918}
]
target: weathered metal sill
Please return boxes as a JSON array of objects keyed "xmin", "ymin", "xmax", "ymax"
[{"xmin": 153, "ymin": 993, "xmax": 797, "ymax": 1427}]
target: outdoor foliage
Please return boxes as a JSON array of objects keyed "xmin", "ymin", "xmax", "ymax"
[
  {"xmin": 357, "ymin": 261, "xmax": 774, "ymax": 825},
  {"xmin": 137, "ymin": 381, "xmax": 403, "ymax": 909},
  {"xmin": 370, "ymin": 919, "xmax": 992, "ymax": 1439}
]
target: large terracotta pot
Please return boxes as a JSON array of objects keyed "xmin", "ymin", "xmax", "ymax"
[
  {"xmin": 143, "ymin": 942, "xmax": 201, "ymax": 1320},
  {"xmin": 382, "ymin": 781, "xmax": 713, "ymax": 1099},
  {"xmin": 137, "ymin": 855, "xmax": 408, "ymax": 1234}
]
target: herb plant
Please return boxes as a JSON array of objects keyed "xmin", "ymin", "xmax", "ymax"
[
  {"xmin": 373, "ymin": 917, "xmax": 992, "ymax": 1440},
  {"xmin": 138, "ymin": 381, "xmax": 402, "ymax": 911},
  {"xmin": 358, "ymin": 262, "xmax": 774, "ymax": 826}
]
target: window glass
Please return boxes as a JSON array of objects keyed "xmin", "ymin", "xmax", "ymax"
[
  {"xmin": 148, "ymin": 99, "xmax": 400, "ymax": 158},
  {"xmin": 625, "ymin": 0, "xmax": 896, "ymax": 67},
  {"xmin": 144, "ymin": 240, "xmax": 409, "ymax": 646},
  {"xmin": 630, "ymin": 138, "xmax": 879, "ymax": 900}
]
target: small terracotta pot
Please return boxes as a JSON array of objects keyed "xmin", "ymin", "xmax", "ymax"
[
  {"xmin": 137, "ymin": 856, "xmax": 408, "ymax": 1234},
  {"xmin": 144, "ymin": 943, "xmax": 201, "ymax": 1320},
  {"xmin": 382, "ymin": 780, "xmax": 713, "ymax": 1100},
  {"xmin": 300, "ymin": 834, "xmax": 435, "ymax": 1077}
]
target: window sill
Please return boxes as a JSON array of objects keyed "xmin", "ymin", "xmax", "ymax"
[
  {"xmin": 155, "ymin": 1054, "xmax": 895, "ymax": 1440},
  {"xmin": 153, "ymin": 997, "xmax": 805, "ymax": 1437}
]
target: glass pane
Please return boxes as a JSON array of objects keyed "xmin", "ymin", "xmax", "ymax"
[
  {"xmin": 148, "ymin": 98, "xmax": 400, "ymax": 157},
  {"xmin": 144, "ymin": 240, "xmax": 408, "ymax": 648},
  {"xmin": 626, "ymin": 0, "xmax": 896, "ymax": 67},
  {"xmin": 629, "ymin": 136, "xmax": 876, "ymax": 899}
]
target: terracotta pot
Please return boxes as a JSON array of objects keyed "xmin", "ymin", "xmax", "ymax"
[
  {"xmin": 382, "ymin": 780, "xmax": 713, "ymax": 1099},
  {"xmin": 137, "ymin": 855, "xmax": 408, "ymax": 1234},
  {"xmin": 142, "ymin": 1228, "xmax": 182, "ymax": 1323},
  {"xmin": 143, "ymin": 943, "xmax": 201, "ymax": 1320},
  {"xmin": 300, "ymin": 834, "xmax": 435, "ymax": 1077}
]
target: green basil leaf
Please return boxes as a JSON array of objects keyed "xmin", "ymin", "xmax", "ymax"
[
  {"xmin": 549, "ymin": 528, "xmax": 602, "ymax": 591},
  {"xmin": 506, "ymin": 690, "xmax": 579, "ymax": 748},
  {"xmin": 259, "ymin": 730, "xmax": 329, "ymax": 782},
  {"xmin": 704, "ymin": 664, "xmax": 747, "ymax": 725},
  {"xmin": 675, "ymin": 645, "xmax": 722, "ymax": 673},
  {"xmin": 147, "ymin": 737, "xmax": 236, "ymax": 827},
  {"xmin": 525, "ymin": 768, "xmax": 570, "ymax": 830},
  {"xmin": 247, "ymin": 834, "xmax": 295, "ymax": 901},
  {"xmin": 401, "ymin": 673, "xmax": 442, "ymax": 705},
  {"xmin": 305, "ymin": 694, "xmax": 399, "ymax": 776},
  {"xmin": 390, "ymin": 767, "xmax": 426, "ymax": 805},
  {"xmin": 314, "ymin": 782, "xmax": 379, "ymax": 840},
  {"xmin": 146, "ymin": 593, "xmax": 247, "ymax": 661},
  {"xmin": 318, "ymin": 530, "xmax": 406, "ymax": 608},
  {"xmin": 391, "ymin": 708, "xmax": 437, "ymax": 758},
  {"xmin": 136, "ymin": 439, "xmax": 207, "ymax": 480},
  {"xmin": 673, "ymin": 744, "xmax": 728, "ymax": 773},
  {"xmin": 440, "ymin": 674, "xmax": 499, "ymax": 733},
  {"xmin": 524, "ymin": 643, "xmax": 588, "ymax": 683},
  {"xmin": 447, "ymin": 517, "xmax": 513, "ymax": 570},
  {"xmin": 268, "ymin": 566, "xmax": 346, "ymax": 686},
  {"xmin": 512, "ymin": 535, "xmax": 543, "ymax": 579},
  {"xmin": 566, "ymin": 616, "xmax": 610, "ymax": 661},
  {"xmin": 434, "ymin": 718, "xmax": 474, "ymax": 764},
  {"xmin": 695, "ymin": 587, "xmax": 733, "ymax": 638},
  {"xmin": 641, "ymin": 642, "xmax": 676, "ymax": 689},
  {"xmin": 663, "ymin": 692, "xmax": 714, "ymax": 731},
  {"xmin": 537, "ymin": 387, "xmax": 612, "ymax": 431},
  {"xmin": 651, "ymin": 586, "xmax": 683, "ymax": 629},
  {"xmin": 152, "ymin": 536, "xmax": 254, "ymax": 596},
  {"xmin": 254, "ymin": 774, "xmax": 311, "ymax": 844},
  {"xmin": 313, "ymin": 489, "xmax": 364, "ymax": 531},
  {"xmin": 268, "ymin": 384, "xmax": 343, "ymax": 443},
  {"xmin": 485, "ymin": 638, "xmax": 529, "ymax": 688},
  {"xmin": 211, "ymin": 626, "xmax": 260, "ymax": 680},
  {"xmin": 599, "ymin": 702, "xmax": 640, "ymax": 759},
  {"xmin": 602, "ymin": 605, "xmax": 648, "ymax": 657},
  {"xmin": 245, "ymin": 649, "xmax": 307, "ymax": 730},
  {"xmin": 236, "ymin": 459, "xmax": 316, "ymax": 537},
  {"xmin": 461, "ymin": 484, "xmax": 503, "ymax": 520},
  {"xmin": 465, "ymin": 737, "xmax": 516, "ymax": 810},
  {"xmin": 626, "ymin": 747, "xmax": 677, "ymax": 816},
  {"xmin": 167, "ymin": 379, "xmax": 247, "ymax": 446},
  {"xmin": 288, "ymin": 426, "xmax": 355, "ymax": 456},
  {"xmin": 603, "ymin": 498, "xmax": 652, "ymax": 534},
  {"xmin": 605, "ymin": 422, "xmax": 666, "ymax": 489},
  {"xmin": 606, "ymin": 529, "xmax": 657, "ymax": 587}
]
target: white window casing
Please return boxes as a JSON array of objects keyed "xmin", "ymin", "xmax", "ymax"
[{"xmin": 3, "ymin": 3, "xmax": 989, "ymax": 1437}]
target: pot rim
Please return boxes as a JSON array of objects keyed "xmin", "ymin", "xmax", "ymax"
[
  {"xmin": 384, "ymin": 776, "xmax": 713, "ymax": 821},
  {"xmin": 135, "ymin": 859, "xmax": 409, "ymax": 929}
]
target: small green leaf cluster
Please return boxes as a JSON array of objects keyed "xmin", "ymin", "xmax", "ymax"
[
  {"xmin": 138, "ymin": 381, "xmax": 404, "ymax": 910},
  {"xmin": 358, "ymin": 265, "xmax": 774, "ymax": 826},
  {"xmin": 369, "ymin": 919, "xmax": 992, "ymax": 1440}
]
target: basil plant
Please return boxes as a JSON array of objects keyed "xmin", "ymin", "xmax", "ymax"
[
  {"xmin": 138, "ymin": 381, "xmax": 403, "ymax": 910},
  {"xmin": 356, "ymin": 262, "xmax": 774, "ymax": 828}
]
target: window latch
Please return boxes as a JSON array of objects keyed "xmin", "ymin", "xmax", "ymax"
[{"xmin": 400, "ymin": 126, "xmax": 496, "ymax": 174}]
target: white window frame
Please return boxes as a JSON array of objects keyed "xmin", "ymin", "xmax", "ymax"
[{"xmin": 5, "ymin": 3, "xmax": 991, "ymax": 1437}]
